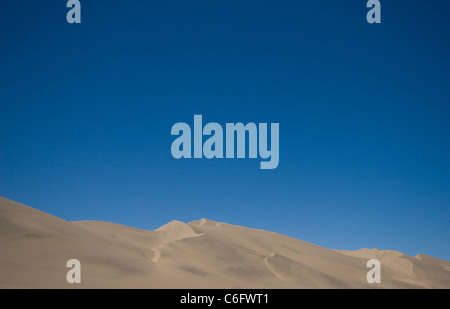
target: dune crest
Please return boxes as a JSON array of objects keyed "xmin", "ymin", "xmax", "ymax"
[
  {"xmin": 156, "ymin": 220, "xmax": 204, "ymax": 244},
  {"xmin": 189, "ymin": 218, "xmax": 219, "ymax": 227}
]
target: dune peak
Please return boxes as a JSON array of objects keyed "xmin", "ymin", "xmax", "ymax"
[
  {"xmin": 189, "ymin": 218, "xmax": 219, "ymax": 227},
  {"xmin": 156, "ymin": 220, "xmax": 203, "ymax": 243}
]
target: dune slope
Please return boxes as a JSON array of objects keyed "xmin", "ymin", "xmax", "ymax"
[{"xmin": 0, "ymin": 197, "xmax": 449, "ymax": 288}]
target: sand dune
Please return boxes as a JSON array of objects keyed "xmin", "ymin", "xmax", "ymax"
[{"xmin": 0, "ymin": 196, "xmax": 449, "ymax": 288}]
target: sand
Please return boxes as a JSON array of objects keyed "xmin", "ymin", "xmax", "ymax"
[{"xmin": 0, "ymin": 196, "xmax": 449, "ymax": 288}]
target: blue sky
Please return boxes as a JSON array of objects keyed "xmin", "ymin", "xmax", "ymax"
[{"xmin": 1, "ymin": 1, "xmax": 449, "ymax": 260}]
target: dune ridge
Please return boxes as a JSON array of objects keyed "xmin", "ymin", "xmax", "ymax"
[{"xmin": 0, "ymin": 196, "xmax": 449, "ymax": 289}]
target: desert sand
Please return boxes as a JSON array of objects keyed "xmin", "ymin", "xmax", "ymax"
[{"xmin": 0, "ymin": 196, "xmax": 449, "ymax": 288}]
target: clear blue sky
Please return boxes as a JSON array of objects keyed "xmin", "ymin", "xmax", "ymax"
[{"xmin": 1, "ymin": 1, "xmax": 449, "ymax": 260}]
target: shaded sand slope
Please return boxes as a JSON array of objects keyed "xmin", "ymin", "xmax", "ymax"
[
  {"xmin": 336, "ymin": 248, "xmax": 450, "ymax": 288},
  {"xmin": 1, "ymin": 197, "xmax": 449, "ymax": 288}
]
